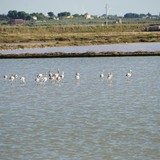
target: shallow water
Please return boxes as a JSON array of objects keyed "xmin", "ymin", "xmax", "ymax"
[
  {"xmin": 1, "ymin": 42, "xmax": 160, "ymax": 54},
  {"xmin": 0, "ymin": 57, "xmax": 160, "ymax": 160}
]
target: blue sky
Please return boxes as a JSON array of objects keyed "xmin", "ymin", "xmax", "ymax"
[{"xmin": 1, "ymin": 0, "xmax": 160, "ymax": 16}]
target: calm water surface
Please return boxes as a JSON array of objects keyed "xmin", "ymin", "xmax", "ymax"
[
  {"xmin": 1, "ymin": 42, "xmax": 160, "ymax": 54},
  {"xmin": 0, "ymin": 57, "xmax": 160, "ymax": 160}
]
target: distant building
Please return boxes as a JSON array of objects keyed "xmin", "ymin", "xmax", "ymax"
[
  {"xmin": 116, "ymin": 18, "xmax": 122, "ymax": 24},
  {"xmin": 84, "ymin": 13, "xmax": 93, "ymax": 19},
  {"xmin": 10, "ymin": 19, "xmax": 25, "ymax": 25},
  {"xmin": 64, "ymin": 16, "xmax": 73, "ymax": 19},
  {"xmin": 32, "ymin": 16, "xmax": 37, "ymax": 21}
]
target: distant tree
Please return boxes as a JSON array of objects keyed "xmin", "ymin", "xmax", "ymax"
[
  {"xmin": 139, "ymin": 14, "xmax": 146, "ymax": 18},
  {"xmin": 17, "ymin": 11, "xmax": 26, "ymax": 19},
  {"xmin": 48, "ymin": 12, "xmax": 55, "ymax": 18},
  {"xmin": 146, "ymin": 12, "xmax": 152, "ymax": 17},
  {"xmin": 17, "ymin": 11, "xmax": 32, "ymax": 20},
  {"xmin": 124, "ymin": 13, "xmax": 140, "ymax": 18},
  {"xmin": 58, "ymin": 12, "xmax": 71, "ymax": 17},
  {"xmin": 7, "ymin": 10, "xmax": 18, "ymax": 19},
  {"xmin": 7, "ymin": 10, "xmax": 31, "ymax": 20},
  {"xmin": 0, "ymin": 14, "xmax": 9, "ymax": 21},
  {"xmin": 72, "ymin": 14, "xmax": 82, "ymax": 18},
  {"xmin": 25, "ymin": 14, "xmax": 32, "ymax": 20}
]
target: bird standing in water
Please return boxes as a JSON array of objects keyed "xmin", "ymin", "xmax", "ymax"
[
  {"xmin": 126, "ymin": 70, "xmax": 132, "ymax": 78},
  {"xmin": 107, "ymin": 72, "xmax": 113, "ymax": 81},
  {"xmin": 75, "ymin": 72, "xmax": 80, "ymax": 80}
]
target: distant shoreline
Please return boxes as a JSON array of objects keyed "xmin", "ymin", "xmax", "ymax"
[{"xmin": 0, "ymin": 51, "xmax": 160, "ymax": 58}]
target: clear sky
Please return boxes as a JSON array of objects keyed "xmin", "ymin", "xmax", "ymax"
[{"xmin": 1, "ymin": 0, "xmax": 160, "ymax": 16}]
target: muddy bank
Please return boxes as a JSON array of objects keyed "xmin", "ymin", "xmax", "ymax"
[{"xmin": 0, "ymin": 51, "xmax": 160, "ymax": 58}]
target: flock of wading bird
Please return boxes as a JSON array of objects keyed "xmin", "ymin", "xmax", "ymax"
[{"xmin": 3, "ymin": 69, "xmax": 132, "ymax": 85}]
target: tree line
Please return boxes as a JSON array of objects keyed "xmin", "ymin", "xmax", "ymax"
[
  {"xmin": 0, "ymin": 10, "xmax": 158, "ymax": 21},
  {"xmin": 1, "ymin": 10, "xmax": 73, "ymax": 20},
  {"xmin": 124, "ymin": 13, "xmax": 152, "ymax": 18}
]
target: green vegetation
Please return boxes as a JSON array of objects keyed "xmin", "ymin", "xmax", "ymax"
[
  {"xmin": 0, "ymin": 10, "xmax": 160, "ymax": 25},
  {"xmin": 7, "ymin": 10, "xmax": 32, "ymax": 20}
]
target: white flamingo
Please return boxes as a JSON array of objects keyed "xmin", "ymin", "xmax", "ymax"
[
  {"xmin": 107, "ymin": 72, "xmax": 113, "ymax": 81},
  {"xmin": 42, "ymin": 76, "xmax": 47, "ymax": 83},
  {"xmin": 126, "ymin": 70, "xmax": 132, "ymax": 78},
  {"xmin": 20, "ymin": 77, "xmax": 26, "ymax": 83},
  {"xmin": 75, "ymin": 72, "xmax": 80, "ymax": 80},
  {"xmin": 56, "ymin": 71, "xmax": 64, "ymax": 81},
  {"xmin": 56, "ymin": 76, "xmax": 61, "ymax": 81},
  {"xmin": 37, "ymin": 73, "xmax": 43, "ymax": 78},
  {"xmin": 100, "ymin": 73, "xmax": 104, "ymax": 78},
  {"xmin": 4, "ymin": 75, "xmax": 7, "ymax": 79},
  {"xmin": 50, "ymin": 73, "xmax": 59, "ymax": 81},
  {"xmin": 48, "ymin": 71, "xmax": 53, "ymax": 80},
  {"xmin": 50, "ymin": 75, "xmax": 56, "ymax": 81},
  {"xmin": 35, "ymin": 77, "xmax": 40, "ymax": 83},
  {"xmin": 14, "ymin": 74, "xmax": 18, "ymax": 79},
  {"xmin": 9, "ymin": 75, "xmax": 15, "ymax": 81},
  {"xmin": 61, "ymin": 72, "xmax": 64, "ymax": 80}
]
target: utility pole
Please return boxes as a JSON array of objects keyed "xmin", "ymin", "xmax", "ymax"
[{"xmin": 105, "ymin": 3, "xmax": 109, "ymax": 25}]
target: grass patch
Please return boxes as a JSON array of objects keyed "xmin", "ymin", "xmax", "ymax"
[{"xmin": 0, "ymin": 23, "xmax": 160, "ymax": 50}]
